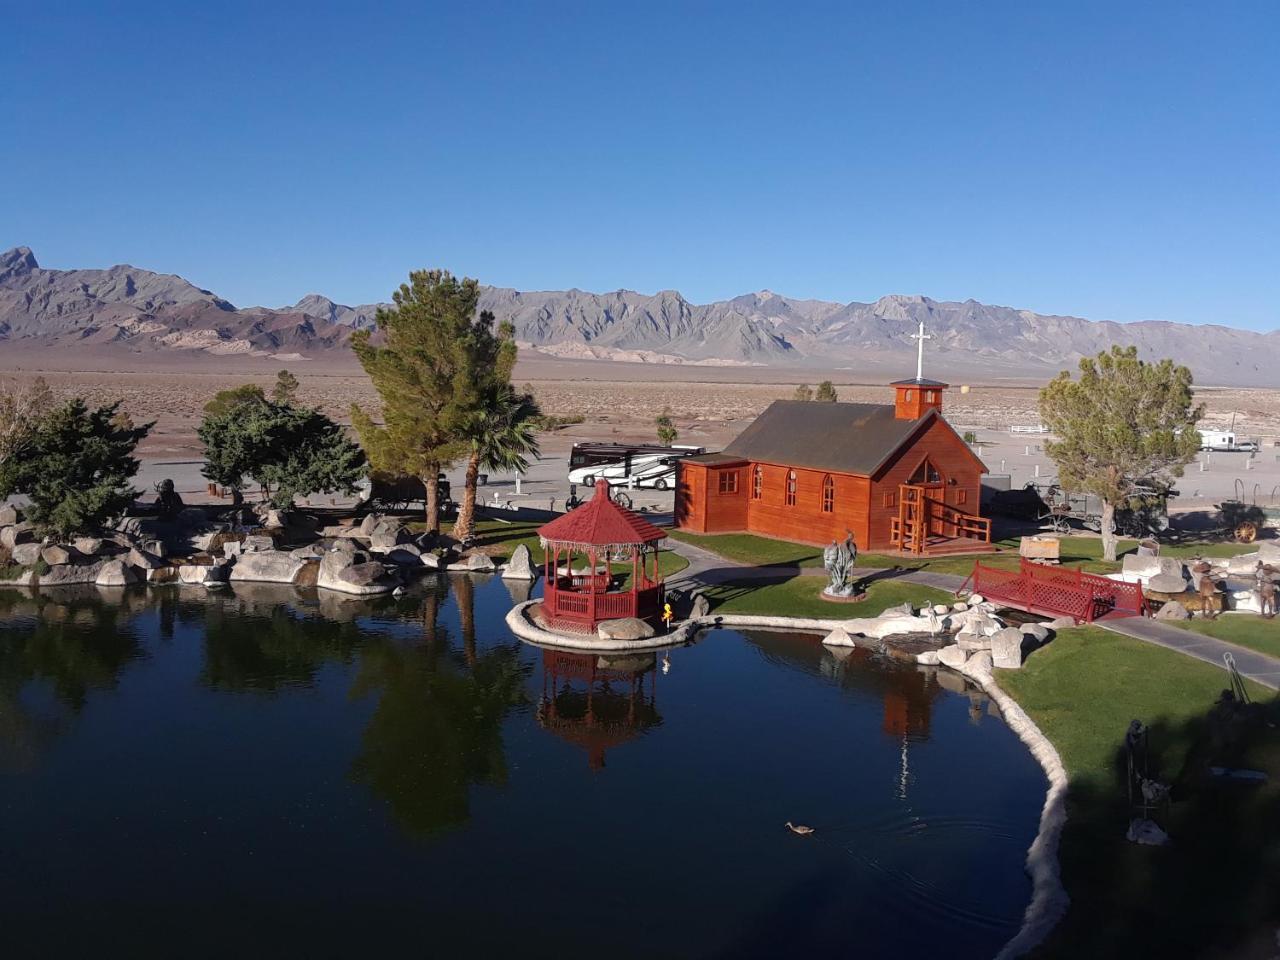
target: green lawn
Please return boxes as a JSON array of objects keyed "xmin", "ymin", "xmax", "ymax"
[
  {"xmin": 997, "ymin": 627, "xmax": 1280, "ymax": 958},
  {"xmin": 1166, "ymin": 614, "xmax": 1280, "ymax": 660},
  {"xmin": 670, "ymin": 529, "xmax": 1134, "ymax": 577},
  {"xmin": 667, "ymin": 530, "xmax": 824, "ymax": 567},
  {"xmin": 703, "ymin": 575, "xmax": 953, "ymax": 620}
]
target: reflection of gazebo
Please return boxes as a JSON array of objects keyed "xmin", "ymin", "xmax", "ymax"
[
  {"xmin": 536, "ymin": 649, "xmax": 661, "ymax": 770},
  {"xmin": 537, "ymin": 480, "xmax": 667, "ymax": 631}
]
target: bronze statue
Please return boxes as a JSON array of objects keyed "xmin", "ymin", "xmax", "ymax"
[{"xmin": 153, "ymin": 478, "xmax": 185, "ymax": 520}]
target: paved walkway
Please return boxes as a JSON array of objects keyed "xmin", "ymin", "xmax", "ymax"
[{"xmin": 665, "ymin": 537, "xmax": 1280, "ymax": 691}]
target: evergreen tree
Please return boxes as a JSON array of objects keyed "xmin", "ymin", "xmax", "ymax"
[
  {"xmin": 1039, "ymin": 346, "xmax": 1202, "ymax": 561},
  {"xmin": 271, "ymin": 369, "xmax": 300, "ymax": 404},
  {"xmin": 199, "ymin": 393, "xmax": 365, "ymax": 509},
  {"xmin": 656, "ymin": 408, "xmax": 678, "ymax": 446},
  {"xmin": 815, "ymin": 380, "xmax": 838, "ymax": 402},
  {"xmin": 350, "ymin": 270, "xmax": 477, "ymax": 532},
  {"xmin": 0, "ymin": 399, "xmax": 152, "ymax": 537},
  {"xmin": 203, "ymin": 384, "xmax": 266, "ymax": 418}
]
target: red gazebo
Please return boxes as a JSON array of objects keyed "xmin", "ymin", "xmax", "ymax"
[{"xmin": 538, "ymin": 480, "xmax": 667, "ymax": 631}]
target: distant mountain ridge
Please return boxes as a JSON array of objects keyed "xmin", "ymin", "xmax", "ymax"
[{"xmin": 2, "ymin": 246, "xmax": 1277, "ymax": 384}]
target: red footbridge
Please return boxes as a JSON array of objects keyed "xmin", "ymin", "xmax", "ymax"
[{"xmin": 961, "ymin": 558, "xmax": 1147, "ymax": 624}]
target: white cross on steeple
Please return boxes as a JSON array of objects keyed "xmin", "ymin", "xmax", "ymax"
[{"xmin": 910, "ymin": 320, "xmax": 932, "ymax": 381}]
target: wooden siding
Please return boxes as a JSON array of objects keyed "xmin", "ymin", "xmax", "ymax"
[
  {"xmin": 675, "ymin": 410, "xmax": 986, "ymax": 552},
  {"xmin": 743, "ymin": 462, "xmax": 871, "ymax": 547},
  {"xmin": 869, "ymin": 417, "xmax": 984, "ymax": 547}
]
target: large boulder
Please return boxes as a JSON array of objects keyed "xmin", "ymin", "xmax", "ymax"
[
  {"xmin": 41, "ymin": 544, "xmax": 74, "ymax": 566},
  {"xmin": 460, "ymin": 552, "xmax": 497, "ymax": 573},
  {"xmin": 339, "ymin": 562, "xmax": 390, "ymax": 588},
  {"xmin": 965, "ymin": 651, "xmax": 994, "ymax": 678},
  {"xmin": 178, "ymin": 562, "xmax": 230, "ymax": 585},
  {"xmin": 0, "ymin": 523, "xmax": 35, "ymax": 550},
  {"xmin": 39, "ymin": 561, "xmax": 106, "ymax": 586},
  {"xmin": 242, "ymin": 534, "xmax": 276, "ymax": 553},
  {"xmin": 0, "ymin": 504, "xmax": 23, "ymax": 525},
  {"xmin": 937, "ymin": 644, "xmax": 968, "ymax": 669},
  {"xmin": 956, "ymin": 632, "xmax": 991, "ymax": 652},
  {"xmin": 689, "ymin": 591, "xmax": 712, "ymax": 619},
  {"xmin": 1147, "ymin": 572, "xmax": 1188, "ymax": 594},
  {"xmin": 10, "ymin": 542, "xmax": 42, "ymax": 566},
  {"xmin": 73, "ymin": 536, "xmax": 105, "ymax": 556},
  {"xmin": 369, "ymin": 525, "xmax": 409, "ymax": 553},
  {"xmin": 502, "ymin": 544, "xmax": 536, "ymax": 580},
  {"xmin": 596, "ymin": 617, "xmax": 656, "ymax": 642},
  {"xmin": 990, "ymin": 627, "xmax": 1026, "ymax": 669},
  {"xmin": 229, "ymin": 550, "xmax": 311, "ymax": 584},
  {"xmin": 1121, "ymin": 554, "xmax": 1161, "ymax": 578},
  {"xmin": 358, "ymin": 513, "xmax": 383, "ymax": 537},
  {"xmin": 126, "ymin": 547, "xmax": 163, "ymax": 570},
  {"xmin": 821, "ymin": 626, "xmax": 856, "ymax": 647},
  {"xmin": 386, "ymin": 545, "xmax": 425, "ymax": 566},
  {"xmin": 1021, "ymin": 622, "xmax": 1052, "ymax": 643},
  {"xmin": 317, "ymin": 549, "xmax": 396, "ymax": 595},
  {"xmin": 95, "ymin": 559, "xmax": 138, "ymax": 587},
  {"xmin": 1154, "ymin": 600, "xmax": 1190, "ymax": 621}
]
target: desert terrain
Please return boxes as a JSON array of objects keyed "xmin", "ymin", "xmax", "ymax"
[{"xmin": 3, "ymin": 357, "xmax": 1279, "ymax": 460}]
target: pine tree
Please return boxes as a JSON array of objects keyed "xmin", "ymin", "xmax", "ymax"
[
  {"xmin": 793, "ymin": 384, "xmax": 813, "ymax": 402},
  {"xmin": 350, "ymin": 270, "xmax": 475, "ymax": 532},
  {"xmin": 199, "ymin": 392, "xmax": 365, "ymax": 508},
  {"xmin": 271, "ymin": 369, "xmax": 300, "ymax": 404},
  {"xmin": 0, "ymin": 399, "xmax": 152, "ymax": 537},
  {"xmin": 1038, "ymin": 346, "xmax": 1202, "ymax": 561},
  {"xmin": 815, "ymin": 380, "xmax": 838, "ymax": 402},
  {"xmin": 656, "ymin": 408, "xmax": 678, "ymax": 446}
]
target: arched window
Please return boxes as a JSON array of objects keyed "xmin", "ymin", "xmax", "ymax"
[
  {"xmin": 785, "ymin": 469, "xmax": 797, "ymax": 506},
  {"xmin": 822, "ymin": 474, "xmax": 834, "ymax": 513},
  {"xmin": 751, "ymin": 464, "xmax": 763, "ymax": 500}
]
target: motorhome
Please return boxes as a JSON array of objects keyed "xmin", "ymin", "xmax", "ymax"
[
  {"xmin": 1200, "ymin": 430, "xmax": 1259, "ymax": 453},
  {"xmin": 567, "ymin": 442, "xmax": 706, "ymax": 490}
]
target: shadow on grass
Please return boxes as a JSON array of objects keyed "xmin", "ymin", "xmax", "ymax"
[{"xmin": 1039, "ymin": 692, "xmax": 1280, "ymax": 959}]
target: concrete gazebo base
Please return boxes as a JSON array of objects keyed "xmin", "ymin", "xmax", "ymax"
[{"xmin": 508, "ymin": 600, "xmax": 700, "ymax": 652}]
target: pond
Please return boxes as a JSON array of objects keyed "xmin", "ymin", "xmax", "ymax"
[{"xmin": 0, "ymin": 577, "xmax": 1046, "ymax": 958}]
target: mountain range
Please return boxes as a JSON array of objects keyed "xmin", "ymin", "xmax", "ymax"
[{"xmin": 2, "ymin": 246, "xmax": 1276, "ymax": 385}]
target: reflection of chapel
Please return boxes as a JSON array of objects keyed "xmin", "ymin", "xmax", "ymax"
[
  {"xmin": 676, "ymin": 324, "xmax": 992, "ymax": 556},
  {"xmin": 536, "ymin": 649, "xmax": 661, "ymax": 771}
]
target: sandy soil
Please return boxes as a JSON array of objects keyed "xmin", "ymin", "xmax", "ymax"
[{"xmin": 3, "ymin": 361, "xmax": 1280, "ymax": 461}]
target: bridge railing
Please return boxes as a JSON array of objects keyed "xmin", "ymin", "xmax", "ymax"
[{"xmin": 966, "ymin": 559, "xmax": 1146, "ymax": 623}]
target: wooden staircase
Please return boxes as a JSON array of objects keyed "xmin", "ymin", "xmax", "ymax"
[{"xmin": 890, "ymin": 483, "xmax": 993, "ymax": 556}]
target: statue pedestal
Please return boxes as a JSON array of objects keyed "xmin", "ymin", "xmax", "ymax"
[{"xmin": 820, "ymin": 586, "xmax": 867, "ymax": 603}]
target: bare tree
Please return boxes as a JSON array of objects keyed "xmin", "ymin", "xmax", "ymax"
[{"xmin": 0, "ymin": 377, "xmax": 54, "ymax": 470}]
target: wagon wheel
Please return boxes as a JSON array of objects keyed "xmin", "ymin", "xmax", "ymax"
[{"xmin": 1235, "ymin": 521, "xmax": 1258, "ymax": 543}]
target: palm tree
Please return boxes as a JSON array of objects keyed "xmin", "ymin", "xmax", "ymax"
[{"xmin": 453, "ymin": 385, "xmax": 540, "ymax": 543}]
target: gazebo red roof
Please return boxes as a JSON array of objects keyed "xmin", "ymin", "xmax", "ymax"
[{"xmin": 538, "ymin": 480, "xmax": 667, "ymax": 550}]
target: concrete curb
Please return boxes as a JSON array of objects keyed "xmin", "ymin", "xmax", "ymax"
[
  {"xmin": 956, "ymin": 657, "xmax": 1070, "ymax": 960},
  {"xmin": 505, "ymin": 601, "xmax": 702, "ymax": 651}
]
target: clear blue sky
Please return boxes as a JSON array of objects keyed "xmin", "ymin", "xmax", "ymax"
[{"xmin": 6, "ymin": 1, "xmax": 1277, "ymax": 328}]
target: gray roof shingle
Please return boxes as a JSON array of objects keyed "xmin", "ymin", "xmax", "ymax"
[{"xmin": 722, "ymin": 400, "xmax": 937, "ymax": 477}]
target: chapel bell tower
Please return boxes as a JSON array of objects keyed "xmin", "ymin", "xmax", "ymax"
[{"xmin": 892, "ymin": 320, "xmax": 947, "ymax": 420}]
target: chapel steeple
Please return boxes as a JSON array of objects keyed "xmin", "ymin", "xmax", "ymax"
[{"xmin": 890, "ymin": 320, "xmax": 947, "ymax": 419}]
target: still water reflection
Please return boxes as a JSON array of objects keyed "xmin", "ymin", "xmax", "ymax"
[{"xmin": 0, "ymin": 579, "xmax": 1045, "ymax": 958}]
